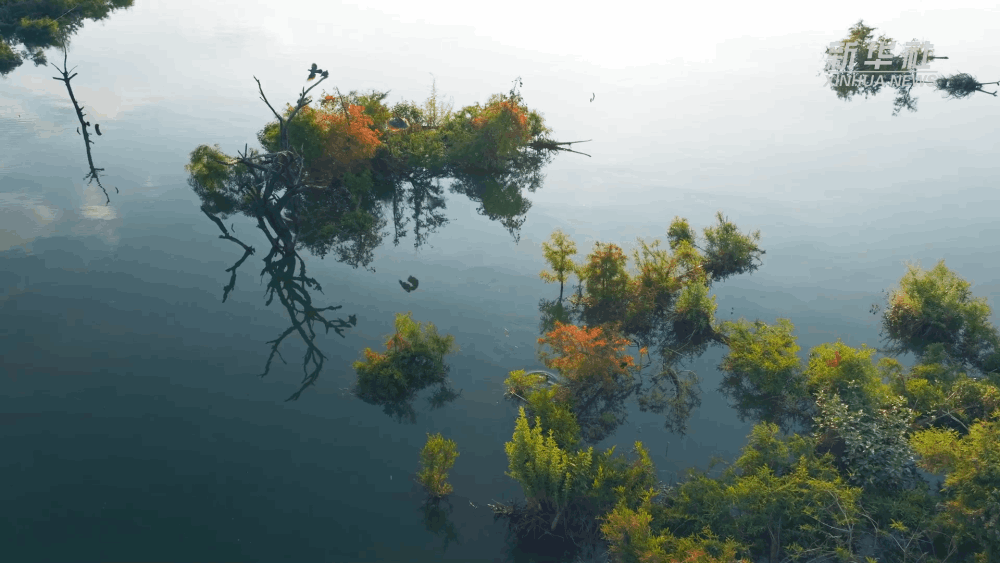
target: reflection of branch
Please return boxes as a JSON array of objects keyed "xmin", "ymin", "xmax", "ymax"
[
  {"xmin": 200, "ymin": 70, "xmax": 359, "ymax": 401},
  {"xmin": 528, "ymin": 138, "xmax": 592, "ymax": 157},
  {"xmin": 50, "ymin": 48, "xmax": 117, "ymax": 205},
  {"xmin": 201, "ymin": 208, "xmax": 255, "ymax": 303}
]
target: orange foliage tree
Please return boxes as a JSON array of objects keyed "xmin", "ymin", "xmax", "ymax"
[
  {"xmin": 261, "ymin": 98, "xmax": 383, "ymax": 189},
  {"xmin": 537, "ymin": 321, "xmax": 648, "ymax": 443},
  {"xmin": 313, "ymin": 97, "xmax": 383, "ymax": 176}
]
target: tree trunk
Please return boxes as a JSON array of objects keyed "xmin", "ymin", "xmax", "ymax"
[{"xmin": 769, "ymin": 516, "xmax": 781, "ymax": 563}]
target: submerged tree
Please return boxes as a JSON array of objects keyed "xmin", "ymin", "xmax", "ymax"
[
  {"xmin": 495, "ymin": 406, "xmax": 663, "ymax": 561},
  {"xmin": 536, "ymin": 322, "xmax": 647, "ymax": 444},
  {"xmin": 910, "ymin": 413, "xmax": 1000, "ymax": 562},
  {"xmin": 350, "ymin": 312, "xmax": 459, "ymax": 422},
  {"xmin": 416, "ymin": 432, "xmax": 460, "ymax": 499},
  {"xmin": 878, "ymin": 259, "xmax": 1000, "ymax": 378},
  {"xmin": 715, "ymin": 317, "xmax": 814, "ymax": 433},
  {"xmin": 185, "ymin": 69, "xmax": 590, "ymax": 400},
  {"xmin": 530, "ymin": 213, "xmax": 765, "ymax": 438}
]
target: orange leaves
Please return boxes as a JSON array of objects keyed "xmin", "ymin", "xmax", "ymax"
[
  {"xmin": 472, "ymin": 99, "xmax": 529, "ymax": 134},
  {"xmin": 470, "ymin": 98, "xmax": 533, "ymax": 165},
  {"xmin": 387, "ymin": 330, "xmax": 411, "ymax": 354},
  {"xmin": 826, "ymin": 350, "xmax": 842, "ymax": 368},
  {"xmin": 538, "ymin": 322, "xmax": 635, "ymax": 392},
  {"xmin": 301, "ymin": 101, "xmax": 383, "ymax": 183},
  {"xmin": 317, "ymin": 104, "xmax": 380, "ymax": 159}
]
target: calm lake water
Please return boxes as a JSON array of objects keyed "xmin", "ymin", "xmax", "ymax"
[{"xmin": 1, "ymin": 1, "xmax": 998, "ymax": 561}]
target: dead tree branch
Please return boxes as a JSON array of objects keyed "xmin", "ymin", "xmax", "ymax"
[{"xmin": 50, "ymin": 47, "xmax": 117, "ymax": 205}]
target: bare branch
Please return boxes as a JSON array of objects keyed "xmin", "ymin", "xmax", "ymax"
[{"xmin": 51, "ymin": 47, "xmax": 117, "ymax": 204}]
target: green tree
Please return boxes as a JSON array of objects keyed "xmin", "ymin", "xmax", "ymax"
[
  {"xmin": 653, "ymin": 423, "xmax": 863, "ymax": 563},
  {"xmin": 698, "ymin": 212, "xmax": 765, "ymax": 284},
  {"xmin": 811, "ymin": 391, "xmax": 921, "ymax": 493},
  {"xmin": 497, "ymin": 405, "xmax": 664, "ymax": 558},
  {"xmin": 504, "ymin": 407, "xmax": 595, "ymax": 532},
  {"xmin": 420, "ymin": 73, "xmax": 454, "ymax": 128},
  {"xmin": 0, "ymin": 0, "xmax": 134, "ymax": 76},
  {"xmin": 539, "ymin": 228, "xmax": 577, "ymax": 303},
  {"xmin": 910, "ymin": 413, "xmax": 1000, "ymax": 562},
  {"xmin": 576, "ymin": 241, "xmax": 633, "ymax": 328},
  {"xmin": 803, "ymin": 341, "xmax": 898, "ymax": 413},
  {"xmin": 351, "ymin": 312, "xmax": 459, "ymax": 422},
  {"xmin": 416, "ymin": 433, "xmax": 460, "ymax": 499},
  {"xmin": 879, "ymin": 259, "xmax": 1000, "ymax": 378},
  {"xmin": 502, "ymin": 368, "xmax": 583, "ymax": 449},
  {"xmin": 725, "ymin": 424, "xmax": 863, "ymax": 563},
  {"xmin": 716, "ymin": 317, "xmax": 813, "ymax": 433}
]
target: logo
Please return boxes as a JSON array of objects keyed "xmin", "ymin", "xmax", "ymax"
[{"xmin": 823, "ymin": 39, "xmax": 945, "ymax": 88}]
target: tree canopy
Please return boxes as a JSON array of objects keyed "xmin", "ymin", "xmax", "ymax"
[{"xmin": 0, "ymin": 0, "xmax": 134, "ymax": 76}]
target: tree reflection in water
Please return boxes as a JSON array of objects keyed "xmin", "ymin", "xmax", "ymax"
[{"xmin": 185, "ymin": 71, "xmax": 590, "ymax": 400}]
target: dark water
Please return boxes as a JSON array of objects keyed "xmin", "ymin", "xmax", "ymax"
[{"xmin": 2, "ymin": 172, "xmax": 994, "ymax": 561}]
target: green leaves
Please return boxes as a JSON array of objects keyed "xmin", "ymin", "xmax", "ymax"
[
  {"xmin": 351, "ymin": 312, "xmax": 458, "ymax": 423},
  {"xmin": 539, "ymin": 229, "xmax": 578, "ymax": 302},
  {"xmin": 881, "ymin": 259, "xmax": 1000, "ymax": 377},
  {"xmin": 812, "ymin": 392, "xmax": 920, "ymax": 492},
  {"xmin": 0, "ymin": 0, "xmax": 135, "ymax": 75},
  {"xmin": 728, "ymin": 424, "xmax": 863, "ymax": 562},
  {"xmin": 910, "ymin": 417, "xmax": 1000, "ymax": 557},
  {"xmin": 716, "ymin": 318, "xmax": 809, "ymax": 430},
  {"xmin": 649, "ymin": 423, "xmax": 861, "ymax": 562},
  {"xmin": 504, "ymin": 407, "xmax": 594, "ymax": 515},
  {"xmin": 699, "ymin": 212, "xmax": 765, "ymax": 284},
  {"xmin": 666, "ymin": 216, "xmax": 696, "ymax": 251},
  {"xmin": 805, "ymin": 342, "xmax": 896, "ymax": 412},
  {"xmin": 184, "ymin": 144, "xmax": 242, "ymax": 216},
  {"xmin": 417, "ymin": 433, "xmax": 460, "ymax": 499},
  {"xmin": 671, "ymin": 281, "xmax": 718, "ymax": 352}
]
